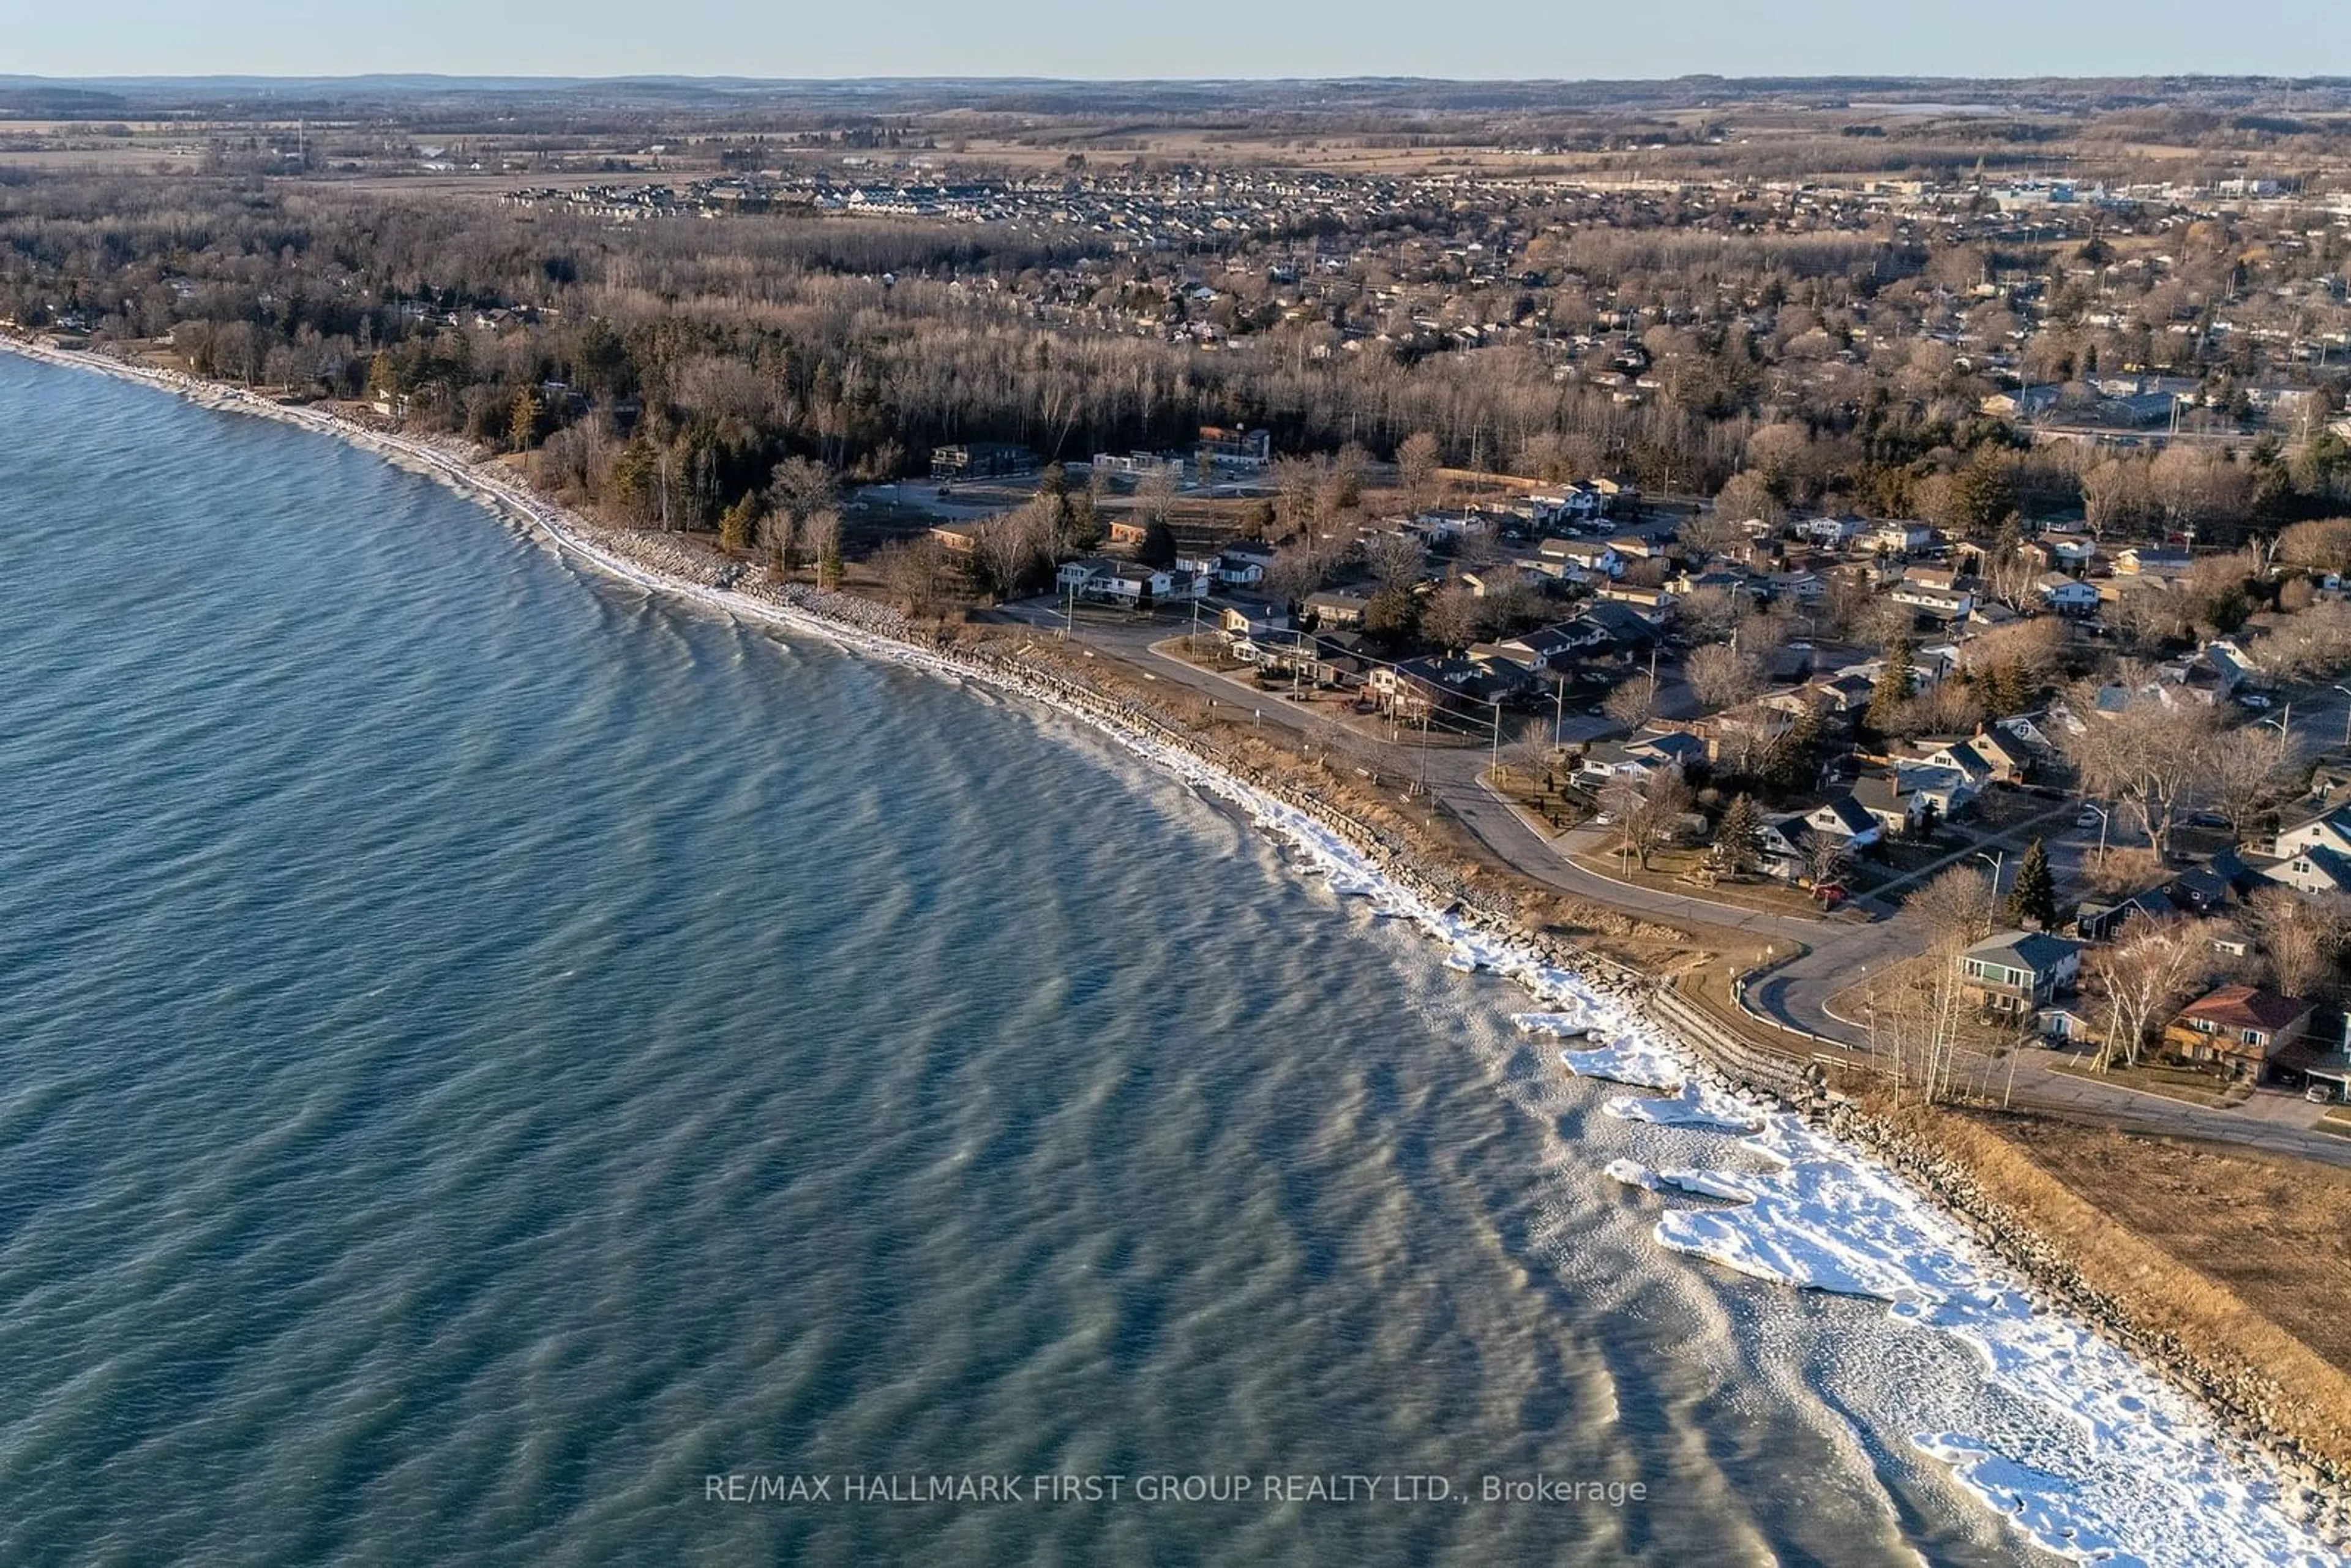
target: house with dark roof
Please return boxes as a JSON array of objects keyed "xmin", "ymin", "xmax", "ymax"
[
  {"xmin": 1804, "ymin": 793, "xmax": 1883, "ymax": 846},
  {"xmin": 1959, "ymin": 930, "xmax": 2084, "ymax": 1015},
  {"xmin": 2161, "ymin": 986, "xmax": 2313, "ymax": 1079},
  {"xmin": 2073, "ymin": 885, "xmax": 2178, "ymax": 942}
]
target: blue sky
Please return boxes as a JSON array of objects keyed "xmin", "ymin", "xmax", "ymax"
[{"xmin": 13, "ymin": 0, "xmax": 2350, "ymax": 80}]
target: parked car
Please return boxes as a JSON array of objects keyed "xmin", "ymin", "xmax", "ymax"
[
  {"xmin": 2239, "ymin": 693, "xmax": 2273, "ymax": 710},
  {"xmin": 2308, "ymin": 1083, "xmax": 2339, "ymax": 1105},
  {"xmin": 2075, "ymin": 806, "xmax": 2103, "ymax": 828}
]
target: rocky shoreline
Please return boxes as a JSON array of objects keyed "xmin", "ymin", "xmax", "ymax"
[
  {"xmin": 8, "ymin": 332, "xmax": 2342, "ymax": 1557},
  {"xmin": 1820, "ymin": 1098, "xmax": 2351, "ymax": 1542}
]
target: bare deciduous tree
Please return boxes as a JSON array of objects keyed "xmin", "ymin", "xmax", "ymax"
[
  {"xmin": 2202, "ymin": 722, "xmax": 2304, "ymax": 831},
  {"xmin": 1908, "ymin": 866, "xmax": 1998, "ymax": 952},
  {"xmin": 1685, "ymin": 642, "xmax": 1768, "ymax": 711},
  {"xmin": 2087, "ymin": 913, "xmax": 2207, "ymax": 1070},
  {"xmin": 1601, "ymin": 768, "xmax": 1694, "ymax": 871},
  {"xmin": 2057, "ymin": 685, "xmax": 2218, "ymax": 860},
  {"xmin": 1602, "ymin": 672, "xmax": 1661, "ymax": 730},
  {"xmin": 2247, "ymin": 886, "xmax": 2350, "ymax": 1001},
  {"xmin": 1362, "ymin": 530, "xmax": 1428, "ymax": 592}
]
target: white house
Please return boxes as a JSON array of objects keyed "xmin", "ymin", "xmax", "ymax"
[
  {"xmin": 1891, "ymin": 579, "xmax": 1976, "ymax": 620},
  {"xmin": 1794, "ymin": 516, "xmax": 1865, "ymax": 547},
  {"xmin": 1869, "ymin": 520, "xmax": 1934, "ymax": 555},
  {"xmin": 1537, "ymin": 537, "xmax": 1623, "ymax": 580},
  {"xmin": 1087, "ymin": 563, "xmax": 1174, "ymax": 604},
  {"xmin": 2036, "ymin": 572, "xmax": 2101, "ymax": 615}
]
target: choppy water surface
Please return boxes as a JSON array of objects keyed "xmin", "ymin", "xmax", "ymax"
[{"xmin": 0, "ymin": 354, "xmax": 2057, "ymax": 1564}]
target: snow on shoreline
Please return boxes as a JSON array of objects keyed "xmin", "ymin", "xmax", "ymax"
[{"xmin": 6, "ymin": 336, "xmax": 2339, "ymax": 1566}]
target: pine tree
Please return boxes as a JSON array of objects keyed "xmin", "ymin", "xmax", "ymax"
[
  {"xmin": 2005, "ymin": 838, "xmax": 2059, "ymax": 931},
  {"xmin": 1715, "ymin": 792, "xmax": 1764, "ymax": 876},
  {"xmin": 1866, "ymin": 632, "xmax": 1916, "ymax": 734}
]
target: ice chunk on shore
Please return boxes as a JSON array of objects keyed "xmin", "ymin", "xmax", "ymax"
[
  {"xmin": 1603, "ymin": 1087, "xmax": 1764, "ymax": 1132},
  {"xmin": 1562, "ymin": 1037, "xmax": 1685, "ymax": 1092},
  {"xmin": 1511, "ymin": 1011, "xmax": 1591, "ymax": 1037}
]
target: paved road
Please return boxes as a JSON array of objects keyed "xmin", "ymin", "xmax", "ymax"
[{"xmin": 988, "ymin": 598, "xmax": 2351, "ymax": 1166}]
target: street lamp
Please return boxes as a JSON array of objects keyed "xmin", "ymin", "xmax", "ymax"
[
  {"xmin": 1974, "ymin": 849, "xmax": 2004, "ymax": 896},
  {"xmin": 2333, "ymin": 683, "xmax": 2351, "ymax": 751},
  {"xmin": 2080, "ymin": 801, "xmax": 2111, "ymax": 861}
]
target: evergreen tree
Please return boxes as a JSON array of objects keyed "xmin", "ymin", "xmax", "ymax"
[
  {"xmin": 2005, "ymin": 838, "xmax": 2060, "ymax": 931},
  {"xmin": 1866, "ymin": 632, "xmax": 1916, "ymax": 734},
  {"xmin": 1714, "ymin": 792, "xmax": 1764, "ymax": 876},
  {"xmin": 1138, "ymin": 518, "xmax": 1179, "ymax": 568}
]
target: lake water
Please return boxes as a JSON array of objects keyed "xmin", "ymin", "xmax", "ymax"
[{"xmin": 0, "ymin": 353, "xmax": 2052, "ymax": 1564}]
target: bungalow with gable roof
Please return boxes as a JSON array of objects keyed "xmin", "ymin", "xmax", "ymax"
[
  {"xmin": 1303, "ymin": 589, "xmax": 1374, "ymax": 629},
  {"xmin": 2115, "ymin": 546, "xmax": 2193, "ymax": 580},
  {"xmin": 1472, "ymin": 623, "xmax": 1589, "ymax": 674},
  {"xmin": 1893, "ymin": 760, "xmax": 1978, "ymax": 820},
  {"xmin": 1572, "ymin": 599, "xmax": 1659, "ymax": 651},
  {"xmin": 1959, "ymin": 727, "xmax": 2032, "ymax": 783},
  {"xmin": 2074, "ymin": 885, "xmax": 2180, "ymax": 942}
]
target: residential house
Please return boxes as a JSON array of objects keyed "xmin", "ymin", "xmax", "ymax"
[
  {"xmin": 1955, "ymin": 728, "xmax": 2031, "ymax": 784},
  {"xmin": 1891, "ymin": 579, "xmax": 1976, "ymax": 622},
  {"xmin": 1057, "ymin": 557, "xmax": 1115, "ymax": 592},
  {"xmin": 2114, "ymin": 546, "xmax": 2194, "ymax": 580},
  {"xmin": 1755, "ymin": 814, "xmax": 1818, "ymax": 882},
  {"xmin": 1218, "ymin": 596, "xmax": 1290, "ymax": 641},
  {"xmin": 1958, "ymin": 930, "xmax": 2084, "ymax": 1016},
  {"xmin": 1373, "ymin": 655, "xmax": 1524, "ymax": 718},
  {"xmin": 1804, "ymin": 793, "xmax": 1883, "ymax": 846},
  {"xmin": 1213, "ymin": 552, "xmax": 1268, "ymax": 589},
  {"xmin": 1793, "ymin": 516, "xmax": 1866, "ymax": 547},
  {"xmin": 1088, "ymin": 563, "xmax": 1174, "ymax": 604},
  {"xmin": 1852, "ymin": 774, "xmax": 1924, "ymax": 836},
  {"xmin": 1892, "ymin": 760, "xmax": 1979, "ymax": 821},
  {"xmin": 1869, "ymin": 520, "xmax": 1934, "ymax": 556},
  {"xmin": 2036, "ymin": 533, "xmax": 2098, "ymax": 570},
  {"xmin": 1572, "ymin": 600, "xmax": 1660, "ymax": 650},
  {"xmin": 1596, "ymin": 582, "xmax": 1671, "ymax": 612},
  {"xmin": 1473, "ymin": 623, "xmax": 1591, "ymax": 674},
  {"xmin": 2037, "ymin": 573, "xmax": 2101, "ymax": 615},
  {"xmin": 2074, "ymin": 885, "xmax": 2179, "ymax": 942},
  {"xmin": 1536, "ymin": 537, "xmax": 1622, "ymax": 581},
  {"xmin": 1302, "ymin": 590, "xmax": 1374, "ymax": 629},
  {"xmin": 2258, "ymin": 843, "xmax": 2351, "ymax": 898},
  {"xmin": 2161, "ymin": 986, "xmax": 2313, "ymax": 1079}
]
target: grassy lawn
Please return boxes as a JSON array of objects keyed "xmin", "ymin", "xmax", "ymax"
[
  {"xmin": 2047, "ymin": 1056, "xmax": 2254, "ymax": 1109},
  {"xmin": 2322, "ymin": 1106, "xmax": 2351, "ymax": 1138},
  {"xmin": 1491, "ymin": 766, "xmax": 1593, "ymax": 833},
  {"xmin": 1568, "ymin": 844, "xmax": 1828, "ymax": 918}
]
